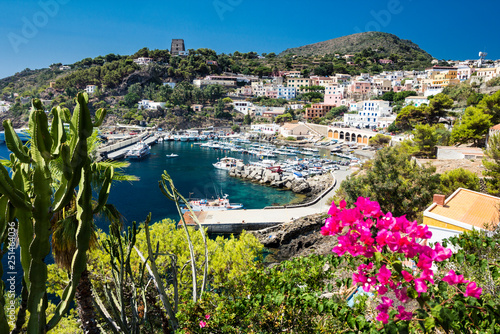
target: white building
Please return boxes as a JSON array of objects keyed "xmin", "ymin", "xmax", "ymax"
[
  {"xmin": 233, "ymin": 101, "xmax": 254, "ymax": 113},
  {"xmin": 251, "ymin": 124, "xmax": 280, "ymax": 135},
  {"xmin": 0, "ymin": 101, "xmax": 12, "ymax": 113},
  {"xmin": 276, "ymin": 86, "xmax": 296, "ymax": 100},
  {"xmin": 137, "ymin": 100, "xmax": 167, "ymax": 110},
  {"xmin": 133, "ymin": 57, "xmax": 154, "ymax": 65},
  {"xmin": 343, "ymin": 100, "xmax": 393, "ymax": 129},
  {"xmin": 85, "ymin": 85, "xmax": 97, "ymax": 95},
  {"xmin": 404, "ymin": 96, "xmax": 429, "ymax": 108}
]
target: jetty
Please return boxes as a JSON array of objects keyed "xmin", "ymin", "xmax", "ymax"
[
  {"xmin": 98, "ymin": 132, "xmax": 159, "ymax": 160},
  {"xmin": 181, "ymin": 168, "xmax": 352, "ymax": 234}
]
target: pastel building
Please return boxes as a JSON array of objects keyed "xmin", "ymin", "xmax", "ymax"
[
  {"xmin": 405, "ymin": 96, "xmax": 429, "ymax": 108},
  {"xmin": 343, "ymin": 100, "xmax": 393, "ymax": 129},
  {"xmin": 138, "ymin": 100, "xmax": 167, "ymax": 110},
  {"xmin": 423, "ymin": 189, "xmax": 500, "ymax": 243}
]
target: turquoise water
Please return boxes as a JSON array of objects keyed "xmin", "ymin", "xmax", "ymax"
[{"xmin": 0, "ymin": 141, "xmax": 302, "ymax": 229}]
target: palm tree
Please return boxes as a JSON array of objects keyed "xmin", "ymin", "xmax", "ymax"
[{"xmin": 50, "ymin": 131, "xmax": 138, "ymax": 333}]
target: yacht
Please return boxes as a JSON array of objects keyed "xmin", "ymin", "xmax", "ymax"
[
  {"xmin": 181, "ymin": 194, "xmax": 243, "ymax": 213},
  {"xmin": 126, "ymin": 142, "xmax": 150, "ymax": 159},
  {"xmin": 213, "ymin": 157, "xmax": 243, "ymax": 171}
]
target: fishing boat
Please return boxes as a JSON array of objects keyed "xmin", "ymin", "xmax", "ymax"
[
  {"xmin": 166, "ymin": 153, "xmax": 179, "ymax": 158},
  {"xmin": 125, "ymin": 142, "xmax": 150, "ymax": 159},
  {"xmin": 213, "ymin": 157, "xmax": 242, "ymax": 171},
  {"xmin": 181, "ymin": 194, "xmax": 244, "ymax": 213}
]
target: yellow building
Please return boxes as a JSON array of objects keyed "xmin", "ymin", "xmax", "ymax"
[
  {"xmin": 286, "ymin": 77, "xmax": 312, "ymax": 94},
  {"xmin": 423, "ymin": 189, "xmax": 500, "ymax": 242}
]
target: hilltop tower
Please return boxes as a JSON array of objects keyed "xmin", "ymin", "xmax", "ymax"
[{"xmin": 171, "ymin": 39, "xmax": 185, "ymax": 56}]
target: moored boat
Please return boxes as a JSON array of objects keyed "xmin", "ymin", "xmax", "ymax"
[
  {"xmin": 181, "ymin": 195, "xmax": 244, "ymax": 213},
  {"xmin": 126, "ymin": 142, "xmax": 150, "ymax": 159}
]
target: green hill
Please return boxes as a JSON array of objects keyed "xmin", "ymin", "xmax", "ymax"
[{"xmin": 278, "ymin": 32, "xmax": 433, "ymax": 61}]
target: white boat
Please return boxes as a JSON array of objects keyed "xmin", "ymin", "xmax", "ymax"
[
  {"xmin": 126, "ymin": 142, "xmax": 150, "ymax": 159},
  {"xmin": 166, "ymin": 153, "xmax": 179, "ymax": 158},
  {"xmin": 181, "ymin": 195, "xmax": 244, "ymax": 213},
  {"xmin": 213, "ymin": 157, "xmax": 242, "ymax": 171}
]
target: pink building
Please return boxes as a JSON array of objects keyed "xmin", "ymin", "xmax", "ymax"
[
  {"xmin": 350, "ymin": 81, "xmax": 371, "ymax": 94},
  {"xmin": 265, "ymin": 88, "xmax": 278, "ymax": 99}
]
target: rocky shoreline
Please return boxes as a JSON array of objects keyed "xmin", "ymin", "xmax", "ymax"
[
  {"xmin": 228, "ymin": 162, "xmax": 334, "ymax": 200},
  {"xmin": 252, "ymin": 213, "xmax": 336, "ymax": 262}
]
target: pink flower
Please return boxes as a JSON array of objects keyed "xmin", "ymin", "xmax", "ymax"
[
  {"xmin": 417, "ymin": 254, "xmax": 433, "ymax": 270},
  {"xmin": 396, "ymin": 305, "xmax": 413, "ymax": 321},
  {"xmin": 464, "ymin": 282, "xmax": 482, "ymax": 299},
  {"xmin": 419, "ymin": 269, "xmax": 435, "ymax": 284},
  {"xmin": 376, "ymin": 265, "xmax": 392, "ymax": 285},
  {"xmin": 376, "ymin": 284, "xmax": 388, "ymax": 295},
  {"xmin": 432, "ymin": 243, "xmax": 452, "ymax": 262},
  {"xmin": 414, "ymin": 278, "xmax": 428, "ymax": 293},
  {"xmin": 442, "ymin": 270, "xmax": 469, "ymax": 285},
  {"xmin": 401, "ymin": 270, "xmax": 413, "ymax": 282},
  {"xmin": 328, "ymin": 202, "xmax": 340, "ymax": 216},
  {"xmin": 395, "ymin": 287, "xmax": 409, "ymax": 303},
  {"xmin": 376, "ymin": 312, "xmax": 389, "ymax": 324},
  {"xmin": 339, "ymin": 199, "xmax": 347, "ymax": 209},
  {"xmin": 376, "ymin": 297, "xmax": 394, "ymax": 313},
  {"xmin": 205, "ymin": 314, "xmax": 211, "ymax": 320},
  {"xmin": 199, "ymin": 320, "xmax": 207, "ymax": 328},
  {"xmin": 355, "ymin": 197, "xmax": 381, "ymax": 217}
]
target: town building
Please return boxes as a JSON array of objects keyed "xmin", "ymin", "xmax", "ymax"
[
  {"xmin": 404, "ymin": 96, "xmax": 429, "ymax": 108},
  {"xmin": 423, "ymin": 189, "xmax": 500, "ymax": 242},
  {"xmin": 304, "ymin": 103, "xmax": 335, "ymax": 120},
  {"xmin": 343, "ymin": 100, "xmax": 393, "ymax": 129},
  {"xmin": 279, "ymin": 123, "xmax": 310, "ymax": 138},
  {"xmin": 285, "ymin": 77, "xmax": 311, "ymax": 94},
  {"xmin": 85, "ymin": 85, "xmax": 97, "ymax": 95},
  {"xmin": 0, "ymin": 101, "xmax": 12, "ymax": 113},
  {"xmin": 436, "ymin": 146, "xmax": 484, "ymax": 160},
  {"xmin": 250, "ymin": 124, "xmax": 280, "ymax": 135},
  {"xmin": 232, "ymin": 101, "xmax": 254, "ymax": 113},
  {"xmin": 276, "ymin": 86, "xmax": 296, "ymax": 100},
  {"xmin": 137, "ymin": 100, "xmax": 167, "ymax": 110},
  {"xmin": 133, "ymin": 57, "xmax": 154, "ymax": 65}
]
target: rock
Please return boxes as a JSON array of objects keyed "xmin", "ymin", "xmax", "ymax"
[
  {"xmin": 236, "ymin": 163, "xmax": 244, "ymax": 171},
  {"xmin": 291, "ymin": 180, "xmax": 311, "ymax": 194},
  {"xmin": 285, "ymin": 181, "xmax": 293, "ymax": 189},
  {"xmin": 251, "ymin": 214, "xmax": 336, "ymax": 261}
]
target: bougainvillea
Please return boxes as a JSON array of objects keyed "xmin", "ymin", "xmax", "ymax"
[{"xmin": 322, "ymin": 197, "xmax": 482, "ymax": 324}]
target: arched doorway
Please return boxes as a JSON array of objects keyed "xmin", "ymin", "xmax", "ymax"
[
  {"xmin": 357, "ymin": 134, "xmax": 362, "ymax": 143},
  {"xmin": 363, "ymin": 136, "xmax": 368, "ymax": 144},
  {"xmin": 351, "ymin": 133, "xmax": 356, "ymax": 142},
  {"xmin": 334, "ymin": 130, "xmax": 339, "ymax": 139},
  {"xmin": 340, "ymin": 131, "xmax": 345, "ymax": 140},
  {"xmin": 345, "ymin": 132, "xmax": 350, "ymax": 142},
  {"xmin": 328, "ymin": 130, "xmax": 333, "ymax": 138}
]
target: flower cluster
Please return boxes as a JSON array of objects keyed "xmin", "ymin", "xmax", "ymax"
[
  {"xmin": 199, "ymin": 314, "xmax": 210, "ymax": 329},
  {"xmin": 322, "ymin": 197, "xmax": 482, "ymax": 324}
]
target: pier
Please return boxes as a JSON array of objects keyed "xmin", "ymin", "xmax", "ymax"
[
  {"xmin": 98, "ymin": 133, "xmax": 159, "ymax": 160},
  {"xmin": 184, "ymin": 168, "xmax": 352, "ymax": 234}
]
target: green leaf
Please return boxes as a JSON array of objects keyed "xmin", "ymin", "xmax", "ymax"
[
  {"xmin": 3, "ymin": 120, "xmax": 30, "ymax": 163},
  {"xmin": 424, "ymin": 317, "xmax": 436, "ymax": 332},
  {"xmin": 407, "ymin": 286, "xmax": 418, "ymax": 299}
]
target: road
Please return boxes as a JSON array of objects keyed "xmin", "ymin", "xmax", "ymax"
[{"xmin": 196, "ymin": 168, "xmax": 352, "ymax": 225}]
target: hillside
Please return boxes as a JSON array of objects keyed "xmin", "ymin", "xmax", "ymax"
[{"xmin": 279, "ymin": 32, "xmax": 433, "ymax": 61}]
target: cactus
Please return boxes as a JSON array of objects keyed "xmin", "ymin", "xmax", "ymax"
[{"xmin": 0, "ymin": 93, "xmax": 112, "ymax": 333}]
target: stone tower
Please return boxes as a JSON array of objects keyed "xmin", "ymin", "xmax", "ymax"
[{"xmin": 171, "ymin": 39, "xmax": 185, "ymax": 56}]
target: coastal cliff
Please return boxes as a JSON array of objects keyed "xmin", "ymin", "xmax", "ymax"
[{"xmin": 252, "ymin": 213, "xmax": 336, "ymax": 261}]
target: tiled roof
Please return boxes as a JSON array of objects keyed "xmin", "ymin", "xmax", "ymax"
[
  {"xmin": 491, "ymin": 124, "xmax": 500, "ymax": 131},
  {"xmin": 429, "ymin": 188, "xmax": 500, "ymax": 229}
]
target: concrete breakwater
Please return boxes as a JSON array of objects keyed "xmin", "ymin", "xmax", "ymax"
[{"xmin": 229, "ymin": 163, "xmax": 332, "ymax": 195}]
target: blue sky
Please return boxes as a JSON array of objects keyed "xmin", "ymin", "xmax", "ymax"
[{"xmin": 0, "ymin": 0, "xmax": 498, "ymax": 79}]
